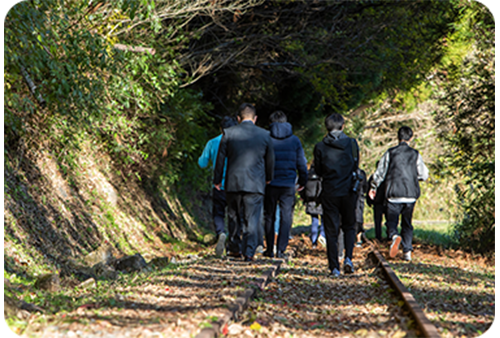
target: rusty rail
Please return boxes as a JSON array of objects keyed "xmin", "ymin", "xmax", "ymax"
[{"xmin": 364, "ymin": 235, "xmax": 441, "ymax": 338}]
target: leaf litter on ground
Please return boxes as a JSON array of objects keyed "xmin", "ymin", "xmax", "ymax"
[
  {"xmin": 9, "ymin": 235, "xmax": 494, "ymax": 338},
  {"xmin": 383, "ymin": 242, "xmax": 495, "ymax": 338},
  {"xmin": 15, "ymin": 254, "xmax": 279, "ymax": 338},
  {"xmin": 236, "ymin": 236, "xmax": 419, "ymax": 337}
]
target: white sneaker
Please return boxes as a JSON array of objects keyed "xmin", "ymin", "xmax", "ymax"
[
  {"xmin": 215, "ymin": 233, "xmax": 226, "ymax": 257},
  {"xmin": 403, "ymin": 251, "xmax": 412, "ymax": 261},
  {"xmin": 255, "ymin": 245, "xmax": 264, "ymax": 254},
  {"xmin": 318, "ymin": 235, "xmax": 327, "ymax": 247},
  {"xmin": 389, "ymin": 235, "xmax": 401, "ymax": 258}
]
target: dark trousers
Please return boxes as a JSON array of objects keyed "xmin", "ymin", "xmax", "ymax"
[
  {"xmin": 373, "ymin": 203, "xmax": 386, "ymax": 241},
  {"xmin": 226, "ymin": 192, "xmax": 264, "ymax": 258},
  {"xmin": 263, "ymin": 186, "xmax": 295, "ymax": 253},
  {"xmin": 355, "ymin": 222, "xmax": 364, "ymax": 235},
  {"xmin": 212, "ymin": 188, "xmax": 227, "ymax": 235},
  {"xmin": 386, "ymin": 202, "xmax": 415, "ymax": 253},
  {"xmin": 322, "ymin": 194, "xmax": 356, "ymax": 272}
]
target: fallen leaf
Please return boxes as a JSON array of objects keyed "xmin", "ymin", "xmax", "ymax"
[
  {"xmin": 222, "ymin": 323, "xmax": 229, "ymax": 335},
  {"xmin": 391, "ymin": 329, "xmax": 407, "ymax": 338},
  {"xmin": 250, "ymin": 321, "xmax": 262, "ymax": 331},
  {"xmin": 355, "ymin": 328, "xmax": 369, "ymax": 336}
]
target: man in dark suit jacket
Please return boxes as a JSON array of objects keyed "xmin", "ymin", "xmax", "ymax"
[{"xmin": 214, "ymin": 103, "xmax": 275, "ymax": 261}]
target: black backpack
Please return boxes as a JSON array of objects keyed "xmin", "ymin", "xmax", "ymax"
[{"xmin": 302, "ymin": 167, "xmax": 322, "ymax": 203}]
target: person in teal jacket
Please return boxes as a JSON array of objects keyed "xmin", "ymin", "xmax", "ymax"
[{"xmin": 198, "ymin": 116, "xmax": 238, "ymax": 256}]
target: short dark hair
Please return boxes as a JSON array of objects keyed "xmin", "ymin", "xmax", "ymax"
[
  {"xmin": 269, "ymin": 110, "xmax": 287, "ymax": 123},
  {"xmin": 220, "ymin": 116, "xmax": 238, "ymax": 129},
  {"xmin": 238, "ymin": 103, "xmax": 256, "ymax": 119},
  {"xmin": 324, "ymin": 113, "xmax": 344, "ymax": 131},
  {"xmin": 398, "ymin": 126, "xmax": 413, "ymax": 141}
]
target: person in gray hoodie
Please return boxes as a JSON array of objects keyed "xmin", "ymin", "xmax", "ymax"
[{"xmin": 313, "ymin": 113, "xmax": 359, "ymax": 277}]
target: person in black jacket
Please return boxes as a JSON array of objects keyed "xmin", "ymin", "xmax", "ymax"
[
  {"xmin": 299, "ymin": 164, "xmax": 326, "ymax": 248},
  {"xmin": 366, "ymin": 162, "xmax": 387, "ymax": 242},
  {"xmin": 368, "ymin": 126, "xmax": 429, "ymax": 261},
  {"xmin": 313, "ymin": 113, "xmax": 359, "ymax": 277},
  {"xmin": 263, "ymin": 111, "xmax": 307, "ymax": 258},
  {"xmin": 354, "ymin": 168, "xmax": 368, "ymax": 247},
  {"xmin": 214, "ymin": 103, "xmax": 275, "ymax": 261}
]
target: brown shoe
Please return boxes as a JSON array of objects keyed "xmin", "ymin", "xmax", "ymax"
[
  {"xmin": 389, "ymin": 235, "xmax": 401, "ymax": 258},
  {"xmin": 227, "ymin": 251, "xmax": 242, "ymax": 258}
]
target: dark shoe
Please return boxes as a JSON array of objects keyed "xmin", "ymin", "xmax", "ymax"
[
  {"xmin": 343, "ymin": 257, "xmax": 354, "ymax": 274},
  {"xmin": 263, "ymin": 250, "xmax": 274, "ymax": 258},
  {"xmin": 227, "ymin": 251, "xmax": 242, "ymax": 258},
  {"xmin": 276, "ymin": 251, "xmax": 287, "ymax": 259},
  {"xmin": 403, "ymin": 251, "xmax": 412, "ymax": 261},
  {"xmin": 244, "ymin": 256, "xmax": 253, "ymax": 262}
]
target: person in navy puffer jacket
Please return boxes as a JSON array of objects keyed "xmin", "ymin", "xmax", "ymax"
[{"xmin": 263, "ymin": 111, "xmax": 308, "ymax": 259}]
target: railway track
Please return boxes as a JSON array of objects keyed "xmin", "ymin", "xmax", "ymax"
[
  {"xmin": 196, "ymin": 235, "xmax": 441, "ymax": 338},
  {"xmin": 18, "ymin": 233, "xmax": 491, "ymax": 337}
]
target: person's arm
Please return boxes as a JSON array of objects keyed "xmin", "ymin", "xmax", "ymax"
[
  {"xmin": 353, "ymin": 138, "xmax": 360, "ymax": 168},
  {"xmin": 197, "ymin": 139, "xmax": 212, "ymax": 168},
  {"xmin": 371, "ymin": 151, "xmax": 390, "ymax": 190},
  {"xmin": 264, "ymin": 135, "xmax": 275, "ymax": 184},
  {"xmin": 214, "ymin": 134, "xmax": 227, "ymax": 190},
  {"xmin": 368, "ymin": 151, "xmax": 389, "ymax": 200},
  {"xmin": 296, "ymin": 139, "xmax": 308, "ymax": 189},
  {"xmin": 417, "ymin": 153, "xmax": 429, "ymax": 181},
  {"xmin": 313, "ymin": 144, "xmax": 322, "ymax": 178},
  {"xmin": 366, "ymin": 176, "xmax": 374, "ymax": 206},
  {"xmin": 360, "ymin": 170, "xmax": 368, "ymax": 195}
]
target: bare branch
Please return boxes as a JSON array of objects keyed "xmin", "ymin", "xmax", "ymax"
[{"xmin": 113, "ymin": 43, "xmax": 156, "ymax": 55}]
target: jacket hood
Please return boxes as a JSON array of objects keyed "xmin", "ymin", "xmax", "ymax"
[
  {"xmin": 270, "ymin": 122, "xmax": 293, "ymax": 139},
  {"xmin": 323, "ymin": 131, "xmax": 350, "ymax": 149}
]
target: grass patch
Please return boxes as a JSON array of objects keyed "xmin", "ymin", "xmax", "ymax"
[{"xmin": 364, "ymin": 221, "xmax": 454, "ymax": 247}]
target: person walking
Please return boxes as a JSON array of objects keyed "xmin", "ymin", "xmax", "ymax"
[
  {"xmin": 313, "ymin": 113, "xmax": 359, "ymax": 277},
  {"xmin": 354, "ymin": 168, "xmax": 368, "ymax": 247},
  {"xmin": 262, "ymin": 111, "xmax": 308, "ymax": 258},
  {"xmin": 366, "ymin": 162, "xmax": 387, "ymax": 242},
  {"xmin": 198, "ymin": 116, "xmax": 238, "ymax": 257},
  {"xmin": 368, "ymin": 126, "xmax": 429, "ymax": 261},
  {"xmin": 300, "ymin": 164, "xmax": 326, "ymax": 248},
  {"xmin": 214, "ymin": 103, "xmax": 275, "ymax": 261}
]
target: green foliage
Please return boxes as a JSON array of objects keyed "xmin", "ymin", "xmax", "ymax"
[
  {"xmin": 4, "ymin": 0, "xmax": 213, "ymax": 191},
  {"xmin": 432, "ymin": 1, "xmax": 494, "ymax": 256},
  {"xmin": 183, "ymin": 0, "xmax": 460, "ymax": 164}
]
